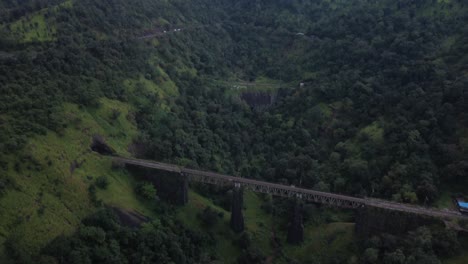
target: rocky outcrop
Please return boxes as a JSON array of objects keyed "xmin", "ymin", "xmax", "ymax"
[
  {"xmin": 111, "ymin": 207, "xmax": 149, "ymax": 228},
  {"xmin": 69, "ymin": 159, "xmax": 85, "ymax": 174},
  {"xmin": 241, "ymin": 91, "xmax": 275, "ymax": 109},
  {"xmin": 90, "ymin": 134, "xmax": 115, "ymax": 155},
  {"xmin": 230, "ymin": 186, "xmax": 244, "ymax": 233},
  {"xmin": 287, "ymin": 200, "xmax": 304, "ymax": 244}
]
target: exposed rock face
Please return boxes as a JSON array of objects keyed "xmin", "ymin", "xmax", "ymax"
[
  {"xmin": 69, "ymin": 159, "xmax": 85, "ymax": 174},
  {"xmin": 230, "ymin": 186, "xmax": 244, "ymax": 233},
  {"xmin": 90, "ymin": 134, "xmax": 115, "ymax": 155},
  {"xmin": 111, "ymin": 207, "xmax": 149, "ymax": 228},
  {"xmin": 240, "ymin": 91, "xmax": 275, "ymax": 109},
  {"xmin": 287, "ymin": 200, "xmax": 304, "ymax": 244}
]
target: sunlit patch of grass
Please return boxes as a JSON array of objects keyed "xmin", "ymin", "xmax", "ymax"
[
  {"xmin": 359, "ymin": 121, "xmax": 384, "ymax": 143},
  {"xmin": 243, "ymin": 191, "xmax": 275, "ymax": 255},
  {"xmin": 177, "ymin": 190, "xmax": 240, "ymax": 263},
  {"xmin": 283, "ymin": 222, "xmax": 357, "ymax": 263},
  {"xmin": 60, "ymin": 0, "xmax": 74, "ymax": 9},
  {"xmin": 9, "ymin": 10, "xmax": 55, "ymax": 42},
  {"xmin": 88, "ymin": 98, "xmax": 138, "ymax": 154},
  {"xmin": 95, "ymin": 162, "xmax": 156, "ymax": 217},
  {"xmin": 0, "ymin": 98, "xmax": 150, "ymax": 261},
  {"xmin": 5, "ymin": 0, "xmax": 73, "ymax": 43},
  {"xmin": 124, "ymin": 72, "xmax": 178, "ymax": 101},
  {"xmin": 177, "ymin": 190, "xmax": 280, "ymax": 261}
]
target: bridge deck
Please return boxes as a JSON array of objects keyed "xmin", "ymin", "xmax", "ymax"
[{"xmin": 113, "ymin": 157, "xmax": 467, "ymax": 220}]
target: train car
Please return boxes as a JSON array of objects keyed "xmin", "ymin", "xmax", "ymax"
[{"xmin": 455, "ymin": 198, "xmax": 468, "ymax": 214}]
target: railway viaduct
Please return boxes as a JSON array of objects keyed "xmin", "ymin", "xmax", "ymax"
[{"xmin": 114, "ymin": 157, "xmax": 467, "ymax": 242}]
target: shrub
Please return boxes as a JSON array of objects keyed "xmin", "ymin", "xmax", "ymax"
[
  {"xmin": 95, "ymin": 176, "xmax": 109, "ymax": 189},
  {"xmin": 110, "ymin": 109, "xmax": 121, "ymax": 121},
  {"xmin": 136, "ymin": 182, "xmax": 157, "ymax": 200},
  {"xmin": 88, "ymin": 184, "xmax": 102, "ymax": 206},
  {"xmin": 197, "ymin": 206, "xmax": 222, "ymax": 227},
  {"xmin": 37, "ymin": 205, "xmax": 46, "ymax": 216}
]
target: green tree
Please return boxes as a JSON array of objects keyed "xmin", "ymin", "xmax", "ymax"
[{"xmin": 136, "ymin": 182, "xmax": 157, "ymax": 200}]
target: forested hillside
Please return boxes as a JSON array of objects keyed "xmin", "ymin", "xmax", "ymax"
[{"xmin": 1, "ymin": 0, "xmax": 468, "ymax": 263}]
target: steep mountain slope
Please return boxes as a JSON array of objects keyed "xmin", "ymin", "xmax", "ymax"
[{"xmin": 0, "ymin": 0, "xmax": 468, "ymax": 263}]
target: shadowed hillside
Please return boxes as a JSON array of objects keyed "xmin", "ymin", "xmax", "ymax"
[{"xmin": 1, "ymin": 0, "xmax": 468, "ymax": 263}]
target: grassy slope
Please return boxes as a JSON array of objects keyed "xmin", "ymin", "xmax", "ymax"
[
  {"xmin": 0, "ymin": 95, "xmax": 358, "ymax": 262},
  {"xmin": 124, "ymin": 72, "xmax": 178, "ymax": 100},
  {"xmin": 0, "ymin": 40, "xmax": 184, "ymax": 261},
  {"xmin": 0, "ymin": 62, "xmax": 182, "ymax": 259},
  {"xmin": 176, "ymin": 189, "xmax": 357, "ymax": 263},
  {"xmin": 283, "ymin": 222, "xmax": 357, "ymax": 263},
  {"xmin": 5, "ymin": 1, "xmax": 73, "ymax": 43},
  {"xmin": 176, "ymin": 190, "xmax": 277, "ymax": 262},
  {"xmin": 0, "ymin": 98, "xmax": 148, "ymax": 261},
  {"xmin": 445, "ymin": 236, "xmax": 468, "ymax": 264},
  {"xmin": 10, "ymin": 11, "xmax": 55, "ymax": 42},
  {"xmin": 177, "ymin": 190, "xmax": 241, "ymax": 262},
  {"xmin": 1, "ymin": 1, "xmax": 466, "ymax": 262},
  {"xmin": 6, "ymin": 1, "xmax": 73, "ymax": 43},
  {"xmin": 243, "ymin": 191, "xmax": 275, "ymax": 255}
]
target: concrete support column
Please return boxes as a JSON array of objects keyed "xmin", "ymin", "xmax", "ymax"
[
  {"xmin": 230, "ymin": 182, "xmax": 244, "ymax": 233},
  {"xmin": 287, "ymin": 198, "xmax": 304, "ymax": 244},
  {"xmin": 177, "ymin": 172, "xmax": 189, "ymax": 206}
]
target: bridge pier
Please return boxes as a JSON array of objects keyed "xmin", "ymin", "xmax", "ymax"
[
  {"xmin": 116, "ymin": 157, "xmax": 467, "ymax": 222},
  {"xmin": 230, "ymin": 183, "xmax": 244, "ymax": 233},
  {"xmin": 178, "ymin": 173, "xmax": 189, "ymax": 206},
  {"xmin": 287, "ymin": 198, "xmax": 304, "ymax": 244}
]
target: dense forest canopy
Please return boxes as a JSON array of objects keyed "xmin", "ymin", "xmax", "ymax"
[{"xmin": 1, "ymin": 0, "xmax": 468, "ymax": 263}]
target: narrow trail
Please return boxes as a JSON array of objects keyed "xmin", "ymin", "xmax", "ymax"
[{"xmin": 136, "ymin": 20, "xmax": 316, "ymax": 41}]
